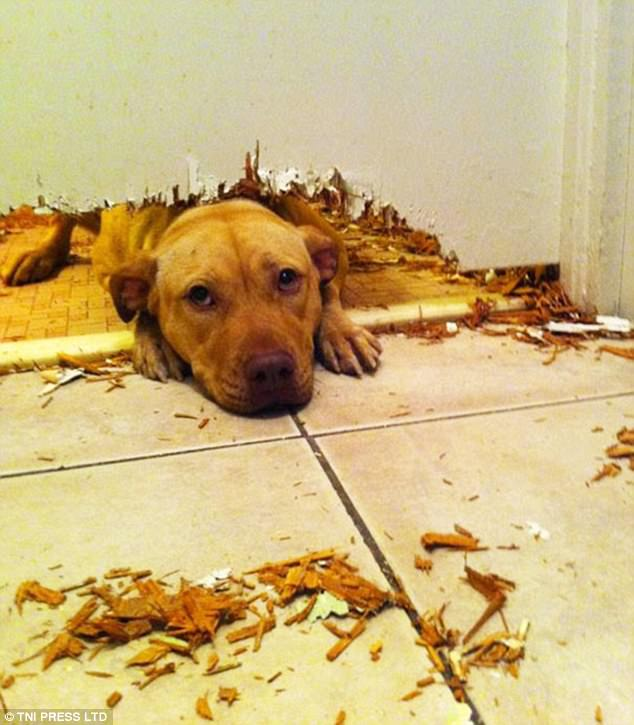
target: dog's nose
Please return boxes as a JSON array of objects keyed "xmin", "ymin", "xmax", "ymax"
[{"xmin": 245, "ymin": 351, "xmax": 296, "ymax": 392}]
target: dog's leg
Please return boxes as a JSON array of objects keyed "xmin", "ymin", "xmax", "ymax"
[
  {"xmin": 133, "ymin": 311, "xmax": 188, "ymax": 383},
  {"xmin": 317, "ymin": 283, "xmax": 382, "ymax": 376},
  {"xmin": 0, "ymin": 213, "xmax": 76, "ymax": 285}
]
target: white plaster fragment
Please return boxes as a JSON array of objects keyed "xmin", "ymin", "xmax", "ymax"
[
  {"xmin": 525, "ymin": 520, "xmax": 551, "ymax": 541},
  {"xmin": 194, "ymin": 568, "xmax": 232, "ymax": 588}
]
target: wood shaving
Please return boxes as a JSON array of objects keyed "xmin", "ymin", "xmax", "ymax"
[
  {"xmin": 326, "ymin": 617, "xmax": 367, "ymax": 662},
  {"xmin": 590, "ymin": 427, "xmax": 634, "ymax": 482},
  {"xmin": 225, "ymin": 617, "xmax": 275, "ymax": 645},
  {"xmin": 416, "ymin": 675, "xmax": 436, "ymax": 689},
  {"xmin": 106, "ymin": 691, "xmax": 122, "ymax": 708},
  {"xmin": 369, "ymin": 640, "xmax": 383, "ymax": 661},
  {"xmin": 15, "ymin": 581, "xmax": 66, "ymax": 613},
  {"xmin": 126, "ymin": 644, "xmax": 171, "ymax": 667},
  {"xmin": 195, "ymin": 692, "xmax": 213, "ymax": 720},
  {"xmin": 103, "ymin": 567, "xmax": 132, "ymax": 579},
  {"xmin": 414, "ymin": 556, "xmax": 433, "ymax": 573},
  {"xmin": 65, "ymin": 598, "xmax": 99, "ymax": 632},
  {"xmin": 462, "ymin": 565, "xmax": 515, "ymax": 644},
  {"xmin": 202, "ymin": 662, "xmax": 242, "ymax": 677},
  {"xmin": 591, "ymin": 463, "xmax": 622, "ymax": 482},
  {"xmin": 218, "ymin": 685, "xmax": 239, "ymax": 705},
  {"xmin": 284, "ymin": 593, "xmax": 318, "ymax": 625},
  {"xmin": 599, "ymin": 345, "xmax": 634, "ymax": 360},
  {"xmin": 374, "ymin": 319, "xmax": 458, "ymax": 343},
  {"xmin": 606, "ymin": 443, "xmax": 634, "ymax": 458},
  {"xmin": 421, "ymin": 531, "xmax": 485, "ymax": 552},
  {"xmin": 42, "ymin": 632, "xmax": 85, "ymax": 670},
  {"xmin": 205, "ymin": 652, "xmax": 219, "ymax": 673},
  {"xmin": 0, "ymin": 204, "xmax": 54, "ymax": 231},
  {"xmin": 617, "ymin": 427, "xmax": 634, "ymax": 445},
  {"xmin": 253, "ymin": 552, "xmax": 393, "ymax": 612},
  {"xmin": 401, "ymin": 689, "xmax": 422, "ymax": 701},
  {"xmin": 137, "ymin": 662, "xmax": 176, "ymax": 690},
  {"xmin": 60, "ymin": 577, "xmax": 98, "ymax": 593}
]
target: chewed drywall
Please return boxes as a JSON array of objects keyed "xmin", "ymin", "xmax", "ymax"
[{"xmin": 0, "ymin": 0, "xmax": 566, "ymax": 269}]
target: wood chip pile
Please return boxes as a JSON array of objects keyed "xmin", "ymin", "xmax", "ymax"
[
  {"xmin": 408, "ymin": 527, "xmax": 529, "ymax": 704},
  {"xmin": 383, "ymin": 284, "xmax": 633, "ymax": 363},
  {"xmin": 2, "ymin": 544, "xmax": 533, "ymax": 719}
]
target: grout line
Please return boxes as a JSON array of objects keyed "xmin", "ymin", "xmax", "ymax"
[
  {"xmin": 301, "ymin": 390, "xmax": 634, "ymax": 441},
  {"xmin": 291, "ymin": 412, "xmax": 486, "ymax": 725},
  {"xmin": 3, "ymin": 388, "xmax": 632, "ymax": 480},
  {"xmin": 291, "ymin": 413, "xmax": 404, "ymax": 591},
  {"xmin": 0, "ymin": 432, "xmax": 302, "ymax": 481}
]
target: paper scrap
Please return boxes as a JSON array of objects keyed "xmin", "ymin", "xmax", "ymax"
[
  {"xmin": 596, "ymin": 315, "xmax": 631, "ymax": 333},
  {"xmin": 307, "ymin": 592, "xmax": 349, "ymax": 623},
  {"xmin": 546, "ymin": 317, "xmax": 631, "ymax": 335},
  {"xmin": 38, "ymin": 369, "xmax": 85, "ymax": 396},
  {"xmin": 195, "ymin": 568, "xmax": 232, "ymax": 588}
]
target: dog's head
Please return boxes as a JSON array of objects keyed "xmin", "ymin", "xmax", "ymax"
[{"xmin": 109, "ymin": 200, "xmax": 339, "ymax": 413}]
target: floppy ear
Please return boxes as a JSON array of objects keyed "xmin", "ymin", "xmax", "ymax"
[
  {"xmin": 298, "ymin": 225, "xmax": 338, "ymax": 284},
  {"xmin": 108, "ymin": 253, "xmax": 158, "ymax": 322}
]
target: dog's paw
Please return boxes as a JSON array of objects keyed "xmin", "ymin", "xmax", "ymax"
[
  {"xmin": 0, "ymin": 247, "xmax": 59, "ymax": 286},
  {"xmin": 133, "ymin": 327, "xmax": 188, "ymax": 383},
  {"xmin": 318, "ymin": 318, "xmax": 383, "ymax": 377}
]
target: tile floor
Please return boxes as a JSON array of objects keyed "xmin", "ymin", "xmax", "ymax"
[{"xmin": 1, "ymin": 330, "xmax": 633, "ymax": 724}]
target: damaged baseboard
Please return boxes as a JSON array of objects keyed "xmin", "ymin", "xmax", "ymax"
[
  {"xmin": 350, "ymin": 294, "xmax": 524, "ymax": 328},
  {"xmin": 0, "ymin": 331, "xmax": 135, "ymax": 373}
]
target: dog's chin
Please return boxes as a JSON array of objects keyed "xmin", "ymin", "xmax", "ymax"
[
  {"xmin": 214, "ymin": 388, "xmax": 312, "ymax": 415},
  {"xmin": 195, "ymin": 376, "xmax": 313, "ymax": 415},
  {"xmin": 247, "ymin": 387, "xmax": 313, "ymax": 414}
]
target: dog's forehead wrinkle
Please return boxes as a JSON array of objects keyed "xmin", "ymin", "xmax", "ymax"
[{"xmin": 157, "ymin": 236, "xmax": 245, "ymax": 290}]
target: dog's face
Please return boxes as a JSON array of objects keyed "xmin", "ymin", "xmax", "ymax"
[{"xmin": 109, "ymin": 201, "xmax": 338, "ymax": 413}]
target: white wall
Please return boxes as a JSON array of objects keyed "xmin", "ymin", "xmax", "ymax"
[
  {"xmin": 0, "ymin": 0, "xmax": 567, "ymax": 270},
  {"xmin": 559, "ymin": 0, "xmax": 634, "ymax": 316}
]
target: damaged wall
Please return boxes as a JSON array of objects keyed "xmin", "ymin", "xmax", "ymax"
[{"xmin": 0, "ymin": 0, "xmax": 566, "ymax": 270}]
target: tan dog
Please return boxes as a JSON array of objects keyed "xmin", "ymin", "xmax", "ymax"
[{"xmin": 1, "ymin": 198, "xmax": 381, "ymax": 412}]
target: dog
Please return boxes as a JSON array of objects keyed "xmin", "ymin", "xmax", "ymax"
[{"xmin": 1, "ymin": 197, "xmax": 382, "ymax": 412}]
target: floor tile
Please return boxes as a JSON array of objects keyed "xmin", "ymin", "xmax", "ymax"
[
  {"xmin": 0, "ymin": 371, "xmax": 297, "ymax": 476},
  {"xmin": 300, "ymin": 332, "xmax": 634, "ymax": 434},
  {"xmin": 318, "ymin": 396, "xmax": 634, "ymax": 724},
  {"xmin": 0, "ymin": 439, "xmax": 457, "ymax": 724}
]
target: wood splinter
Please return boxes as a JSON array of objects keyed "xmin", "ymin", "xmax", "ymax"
[
  {"xmin": 326, "ymin": 617, "xmax": 367, "ymax": 661},
  {"xmin": 421, "ymin": 531, "xmax": 486, "ymax": 552}
]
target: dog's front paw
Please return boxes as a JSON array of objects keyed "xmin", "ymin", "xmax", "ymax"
[
  {"xmin": 1, "ymin": 217, "xmax": 72, "ymax": 286},
  {"xmin": 318, "ymin": 316, "xmax": 383, "ymax": 377},
  {"xmin": 133, "ymin": 314, "xmax": 188, "ymax": 383},
  {"xmin": 1, "ymin": 247, "xmax": 59, "ymax": 286}
]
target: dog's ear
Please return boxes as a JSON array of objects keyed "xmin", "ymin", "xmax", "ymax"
[
  {"xmin": 299, "ymin": 225, "xmax": 338, "ymax": 284},
  {"xmin": 109, "ymin": 253, "xmax": 158, "ymax": 322}
]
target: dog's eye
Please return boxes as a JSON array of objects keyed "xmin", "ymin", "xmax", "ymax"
[
  {"xmin": 278, "ymin": 268, "xmax": 300, "ymax": 293},
  {"xmin": 187, "ymin": 285, "xmax": 214, "ymax": 307}
]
